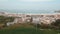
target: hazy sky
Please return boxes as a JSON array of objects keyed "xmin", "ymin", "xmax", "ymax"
[{"xmin": 0, "ymin": 0, "xmax": 60, "ymax": 11}]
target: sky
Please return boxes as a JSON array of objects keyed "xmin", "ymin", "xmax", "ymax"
[{"xmin": 0, "ymin": 0, "xmax": 60, "ymax": 11}]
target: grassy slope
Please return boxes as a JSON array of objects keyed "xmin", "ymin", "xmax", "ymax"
[{"xmin": 0, "ymin": 23, "xmax": 59, "ymax": 34}]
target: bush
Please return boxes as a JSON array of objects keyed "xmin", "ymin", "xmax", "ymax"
[
  {"xmin": 51, "ymin": 19, "xmax": 60, "ymax": 29},
  {"xmin": 0, "ymin": 16, "xmax": 15, "ymax": 28}
]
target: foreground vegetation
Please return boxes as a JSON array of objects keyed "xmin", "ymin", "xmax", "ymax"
[{"xmin": 0, "ymin": 23, "xmax": 60, "ymax": 34}]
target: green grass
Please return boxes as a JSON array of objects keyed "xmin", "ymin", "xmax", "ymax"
[
  {"xmin": 0, "ymin": 27, "xmax": 59, "ymax": 34},
  {"xmin": 0, "ymin": 24, "xmax": 60, "ymax": 34}
]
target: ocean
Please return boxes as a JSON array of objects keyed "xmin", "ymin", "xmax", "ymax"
[{"xmin": 0, "ymin": 10, "xmax": 57, "ymax": 14}]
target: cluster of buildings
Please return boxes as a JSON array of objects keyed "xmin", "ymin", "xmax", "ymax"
[{"xmin": 0, "ymin": 12, "xmax": 60, "ymax": 26}]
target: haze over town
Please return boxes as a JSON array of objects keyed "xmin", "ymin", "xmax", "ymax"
[{"xmin": 0, "ymin": 0, "xmax": 60, "ymax": 14}]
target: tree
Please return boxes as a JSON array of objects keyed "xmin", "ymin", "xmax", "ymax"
[
  {"xmin": 0, "ymin": 16, "xmax": 15, "ymax": 27},
  {"xmin": 51, "ymin": 19, "xmax": 60, "ymax": 29},
  {"xmin": 53, "ymin": 19, "xmax": 60, "ymax": 26}
]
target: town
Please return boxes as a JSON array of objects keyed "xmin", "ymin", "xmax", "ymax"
[{"xmin": 0, "ymin": 12, "xmax": 60, "ymax": 26}]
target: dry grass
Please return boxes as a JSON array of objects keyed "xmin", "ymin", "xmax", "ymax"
[{"xmin": 5, "ymin": 23, "xmax": 34, "ymax": 30}]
